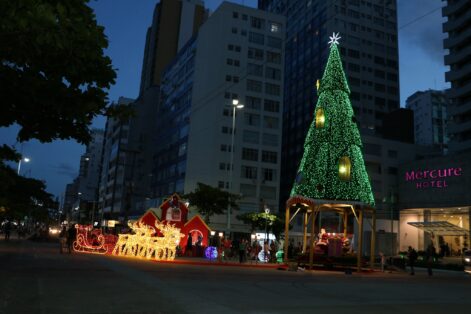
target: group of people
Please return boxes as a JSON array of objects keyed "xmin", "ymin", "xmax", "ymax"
[
  {"xmin": 407, "ymin": 243, "xmax": 436, "ymax": 276},
  {"xmin": 58, "ymin": 225, "xmax": 77, "ymax": 254}
]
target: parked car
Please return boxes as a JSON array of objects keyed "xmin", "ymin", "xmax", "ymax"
[{"xmin": 463, "ymin": 250, "xmax": 471, "ymax": 273}]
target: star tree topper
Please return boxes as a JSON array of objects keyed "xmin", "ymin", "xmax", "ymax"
[{"xmin": 328, "ymin": 32, "xmax": 341, "ymax": 46}]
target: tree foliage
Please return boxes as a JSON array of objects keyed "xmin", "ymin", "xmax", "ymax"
[
  {"xmin": 0, "ymin": 163, "xmax": 54, "ymax": 221},
  {"xmin": 0, "ymin": 0, "xmax": 130, "ymax": 145},
  {"xmin": 237, "ymin": 212, "xmax": 286, "ymax": 239},
  {"xmin": 183, "ymin": 182, "xmax": 240, "ymax": 223}
]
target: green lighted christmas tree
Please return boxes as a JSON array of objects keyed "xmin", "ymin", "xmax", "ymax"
[{"xmin": 290, "ymin": 33, "xmax": 374, "ymax": 206}]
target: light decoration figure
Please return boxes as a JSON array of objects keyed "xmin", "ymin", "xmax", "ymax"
[
  {"xmin": 328, "ymin": 32, "xmax": 341, "ymax": 46},
  {"xmin": 73, "ymin": 224, "xmax": 108, "ymax": 254},
  {"xmin": 112, "ymin": 221, "xmax": 184, "ymax": 261}
]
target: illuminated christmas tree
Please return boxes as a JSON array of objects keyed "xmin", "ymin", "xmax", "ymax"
[{"xmin": 290, "ymin": 33, "xmax": 374, "ymax": 206}]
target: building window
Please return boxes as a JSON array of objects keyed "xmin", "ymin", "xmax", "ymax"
[
  {"xmin": 240, "ymin": 184, "xmax": 256, "ymax": 197},
  {"xmin": 248, "ymin": 63, "xmax": 263, "ymax": 76},
  {"xmin": 262, "ymin": 133, "xmax": 278, "ymax": 146},
  {"xmin": 218, "ymin": 181, "xmax": 225, "ymax": 188},
  {"xmin": 267, "ymin": 36, "xmax": 282, "ymax": 49},
  {"xmin": 388, "ymin": 150, "xmax": 397, "ymax": 158},
  {"xmin": 225, "ymin": 75, "xmax": 232, "ymax": 82},
  {"xmin": 265, "ymin": 67, "xmax": 281, "ymax": 80},
  {"xmin": 260, "ymin": 186, "xmax": 276, "ymax": 199},
  {"xmin": 228, "ymin": 44, "xmax": 234, "ymax": 51},
  {"xmin": 265, "ymin": 83, "xmax": 280, "ymax": 96},
  {"xmin": 247, "ymin": 79, "xmax": 262, "ymax": 93},
  {"xmin": 248, "ymin": 47, "xmax": 264, "ymax": 60},
  {"xmin": 241, "ymin": 29, "xmax": 247, "ymax": 36},
  {"xmin": 250, "ymin": 16, "xmax": 265, "ymax": 29},
  {"xmin": 242, "ymin": 14, "xmax": 248, "ymax": 21},
  {"xmin": 234, "ymin": 60, "xmax": 240, "ymax": 67},
  {"xmin": 243, "ymin": 130, "xmax": 259, "ymax": 144},
  {"xmin": 249, "ymin": 32, "xmax": 264, "ymax": 45},
  {"xmin": 226, "ymin": 58, "xmax": 233, "ymax": 65},
  {"xmin": 246, "ymin": 96, "xmax": 261, "ymax": 110},
  {"xmin": 244, "ymin": 113, "xmax": 261, "ymax": 126},
  {"xmin": 220, "ymin": 144, "xmax": 227, "ymax": 152},
  {"xmin": 263, "ymin": 116, "xmax": 279, "ymax": 129},
  {"xmin": 266, "ymin": 51, "xmax": 281, "ymax": 64},
  {"xmin": 263, "ymin": 99, "xmax": 280, "ymax": 112},
  {"xmin": 231, "ymin": 27, "xmax": 238, "ymax": 34},
  {"xmin": 241, "ymin": 166, "xmax": 258, "ymax": 179},
  {"xmin": 232, "ymin": 11, "xmax": 238, "ymax": 18},
  {"xmin": 262, "ymin": 168, "xmax": 276, "ymax": 181},
  {"xmin": 219, "ymin": 163, "xmax": 226, "ymax": 170},
  {"xmin": 235, "ymin": 45, "xmax": 241, "ymax": 52},
  {"xmin": 388, "ymin": 167, "xmax": 398, "ymax": 175},
  {"xmin": 242, "ymin": 148, "xmax": 258, "ymax": 161},
  {"xmin": 261, "ymin": 151, "xmax": 277, "ymax": 163}
]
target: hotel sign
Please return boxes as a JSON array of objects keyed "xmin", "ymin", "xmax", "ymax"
[{"xmin": 405, "ymin": 167, "xmax": 463, "ymax": 189}]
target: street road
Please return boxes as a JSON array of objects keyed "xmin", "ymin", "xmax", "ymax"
[{"xmin": 1, "ymin": 239, "xmax": 470, "ymax": 314}]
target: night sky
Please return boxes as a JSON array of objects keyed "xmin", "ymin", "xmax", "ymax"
[{"xmin": 0, "ymin": 0, "xmax": 448, "ymax": 199}]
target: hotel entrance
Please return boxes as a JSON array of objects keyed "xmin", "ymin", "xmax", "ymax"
[{"xmin": 400, "ymin": 207, "xmax": 470, "ymax": 254}]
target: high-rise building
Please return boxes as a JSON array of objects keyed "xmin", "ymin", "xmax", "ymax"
[
  {"xmin": 152, "ymin": 2, "xmax": 285, "ymax": 232},
  {"xmin": 406, "ymin": 90, "xmax": 449, "ymax": 149},
  {"xmin": 442, "ymin": 0, "xmax": 471, "ymax": 153},
  {"xmin": 140, "ymin": 0, "xmax": 207, "ymax": 93},
  {"xmin": 63, "ymin": 129, "xmax": 104, "ymax": 222},
  {"xmin": 98, "ymin": 97, "xmax": 136, "ymax": 219},
  {"xmin": 259, "ymin": 0, "xmax": 400, "ymax": 210}
]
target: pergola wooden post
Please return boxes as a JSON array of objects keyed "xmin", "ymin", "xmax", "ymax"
[
  {"xmin": 302, "ymin": 211, "xmax": 308, "ymax": 253},
  {"xmin": 357, "ymin": 207, "xmax": 364, "ymax": 272},
  {"xmin": 370, "ymin": 209, "xmax": 376, "ymax": 269},
  {"xmin": 308, "ymin": 206, "xmax": 316, "ymax": 270},
  {"xmin": 343, "ymin": 210, "xmax": 348, "ymax": 237},
  {"xmin": 284, "ymin": 206, "xmax": 290, "ymax": 262}
]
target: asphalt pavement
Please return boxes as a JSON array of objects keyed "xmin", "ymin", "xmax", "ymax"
[{"xmin": 1, "ymin": 238, "xmax": 470, "ymax": 314}]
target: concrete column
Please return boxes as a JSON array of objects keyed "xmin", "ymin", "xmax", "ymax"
[
  {"xmin": 370, "ymin": 210, "xmax": 376, "ymax": 269},
  {"xmin": 308, "ymin": 206, "xmax": 316, "ymax": 270}
]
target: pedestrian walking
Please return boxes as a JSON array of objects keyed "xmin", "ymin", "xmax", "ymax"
[
  {"xmin": 186, "ymin": 233, "xmax": 193, "ymax": 257},
  {"xmin": 407, "ymin": 246, "xmax": 417, "ymax": 275},
  {"xmin": 379, "ymin": 251, "xmax": 386, "ymax": 272},
  {"xmin": 59, "ymin": 226, "xmax": 67, "ymax": 254},
  {"xmin": 4, "ymin": 221, "xmax": 11, "ymax": 241},
  {"xmin": 67, "ymin": 225, "xmax": 77, "ymax": 253},
  {"xmin": 426, "ymin": 242, "xmax": 436, "ymax": 276},
  {"xmin": 239, "ymin": 239, "xmax": 247, "ymax": 263}
]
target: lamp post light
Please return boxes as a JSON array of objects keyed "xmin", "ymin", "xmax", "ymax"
[
  {"xmin": 227, "ymin": 99, "xmax": 244, "ymax": 236},
  {"xmin": 17, "ymin": 157, "xmax": 30, "ymax": 175},
  {"xmin": 264, "ymin": 207, "xmax": 270, "ymax": 262}
]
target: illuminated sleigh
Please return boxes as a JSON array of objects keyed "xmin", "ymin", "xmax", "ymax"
[{"xmin": 73, "ymin": 225, "xmax": 108, "ymax": 254}]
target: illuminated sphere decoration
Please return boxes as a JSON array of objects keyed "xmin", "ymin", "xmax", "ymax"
[
  {"xmin": 258, "ymin": 250, "xmax": 270, "ymax": 263},
  {"xmin": 315, "ymin": 108, "xmax": 325, "ymax": 128},
  {"xmin": 205, "ymin": 246, "xmax": 218, "ymax": 260},
  {"xmin": 338, "ymin": 156, "xmax": 351, "ymax": 181}
]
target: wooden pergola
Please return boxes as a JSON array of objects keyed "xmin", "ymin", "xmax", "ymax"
[{"xmin": 284, "ymin": 195, "xmax": 376, "ymax": 272}]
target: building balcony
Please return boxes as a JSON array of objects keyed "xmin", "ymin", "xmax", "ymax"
[
  {"xmin": 442, "ymin": 0, "xmax": 470, "ymax": 17},
  {"xmin": 448, "ymin": 117, "xmax": 471, "ymax": 134},
  {"xmin": 447, "ymin": 98, "xmax": 471, "ymax": 116},
  {"xmin": 449, "ymin": 137, "xmax": 471, "ymax": 152},
  {"xmin": 444, "ymin": 43, "xmax": 471, "ymax": 67},
  {"xmin": 444, "ymin": 27, "xmax": 471, "ymax": 49},
  {"xmin": 445, "ymin": 62, "xmax": 471, "ymax": 82},
  {"xmin": 447, "ymin": 79, "xmax": 471, "ymax": 98},
  {"xmin": 443, "ymin": 8, "xmax": 471, "ymax": 32}
]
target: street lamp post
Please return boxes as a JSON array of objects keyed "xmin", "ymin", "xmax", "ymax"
[
  {"xmin": 17, "ymin": 157, "xmax": 30, "ymax": 175},
  {"xmin": 227, "ymin": 99, "xmax": 244, "ymax": 236},
  {"xmin": 264, "ymin": 207, "xmax": 270, "ymax": 262}
]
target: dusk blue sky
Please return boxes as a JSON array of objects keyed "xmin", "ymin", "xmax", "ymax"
[{"xmin": 0, "ymin": 0, "xmax": 448, "ymax": 199}]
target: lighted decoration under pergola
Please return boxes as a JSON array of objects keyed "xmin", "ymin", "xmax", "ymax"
[{"xmin": 284, "ymin": 33, "xmax": 376, "ymax": 271}]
